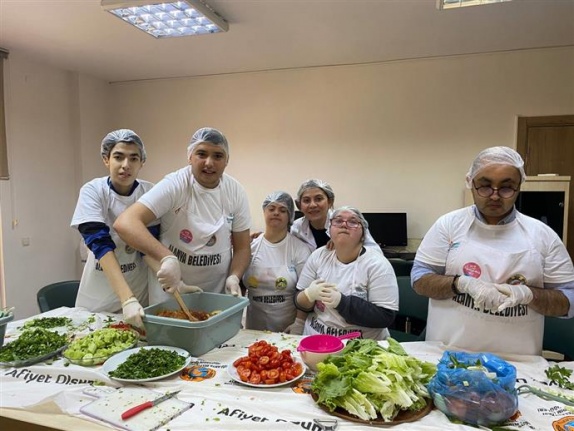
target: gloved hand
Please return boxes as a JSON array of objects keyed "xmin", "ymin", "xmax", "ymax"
[
  {"xmin": 284, "ymin": 317, "xmax": 305, "ymax": 335},
  {"xmin": 157, "ymin": 255, "xmax": 181, "ymax": 291},
  {"xmin": 164, "ymin": 280, "xmax": 203, "ymax": 295},
  {"xmin": 319, "ymin": 284, "xmax": 342, "ymax": 308},
  {"xmin": 495, "ymin": 283, "xmax": 533, "ymax": 312},
  {"xmin": 122, "ymin": 297, "xmax": 145, "ymax": 330},
  {"xmin": 303, "ymin": 279, "xmax": 326, "ymax": 302},
  {"xmin": 456, "ymin": 276, "xmax": 508, "ymax": 312},
  {"xmin": 225, "ymin": 275, "xmax": 241, "ymax": 296}
]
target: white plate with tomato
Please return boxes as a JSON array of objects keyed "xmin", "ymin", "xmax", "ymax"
[{"xmin": 228, "ymin": 340, "xmax": 305, "ymax": 388}]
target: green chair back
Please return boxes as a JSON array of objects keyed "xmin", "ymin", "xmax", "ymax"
[
  {"xmin": 543, "ymin": 316, "xmax": 574, "ymax": 361},
  {"xmin": 387, "ymin": 258, "xmax": 414, "ymax": 276},
  {"xmin": 37, "ymin": 280, "xmax": 80, "ymax": 313},
  {"xmin": 388, "ymin": 275, "xmax": 429, "ymax": 342}
]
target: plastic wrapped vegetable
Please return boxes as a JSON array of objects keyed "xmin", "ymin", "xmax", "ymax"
[{"xmin": 427, "ymin": 351, "xmax": 518, "ymax": 427}]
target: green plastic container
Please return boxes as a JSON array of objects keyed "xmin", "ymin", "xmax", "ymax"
[
  {"xmin": 0, "ymin": 313, "xmax": 14, "ymax": 348},
  {"xmin": 143, "ymin": 292, "xmax": 248, "ymax": 357}
]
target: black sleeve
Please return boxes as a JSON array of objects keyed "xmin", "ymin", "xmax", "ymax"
[{"xmin": 335, "ymin": 294, "xmax": 396, "ymax": 328}]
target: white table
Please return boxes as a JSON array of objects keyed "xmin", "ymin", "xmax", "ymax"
[{"xmin": 1, "ymin": 307, "xmax": 574, "ymax": 431}]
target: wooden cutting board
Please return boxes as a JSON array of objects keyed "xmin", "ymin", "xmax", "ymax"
[{"xmin": 81, "ymin": 387, "xmax": 193, "ymax": 431}]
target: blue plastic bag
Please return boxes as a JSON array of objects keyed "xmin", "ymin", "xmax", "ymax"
[{"xmin": 428, "ymin": 351, "xmax": 518, "ymax": 426}]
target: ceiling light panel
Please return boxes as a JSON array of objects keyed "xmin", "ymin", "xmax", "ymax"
[
  {"xmin": 438, "ymin": 0, "xmax": 512, "ymax": 10},
  {"xmin": 101, "ymin": 0, "xmax": 228, "ymax": 38}
]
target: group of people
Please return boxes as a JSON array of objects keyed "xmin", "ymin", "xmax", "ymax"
[{"xmin": 71, "ymin": 127, "xmax": 574, "ymax": 357}]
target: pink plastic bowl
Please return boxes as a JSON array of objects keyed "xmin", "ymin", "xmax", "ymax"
[{"xmin": 297, "ymin": 331, "xmax": 361, "ymax": 353}]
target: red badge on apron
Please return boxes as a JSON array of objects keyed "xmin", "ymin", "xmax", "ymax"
[
  {"xmin": 179, "ymin": 229, "xmax": 193, "ymax": 244},
  {"xmin": 462, "ymin": 262, "xmax": 481, "ymax": 278}
]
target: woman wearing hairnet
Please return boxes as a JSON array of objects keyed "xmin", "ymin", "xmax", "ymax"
[
  {"xmin": 114, "ymin": 127, "xmax": 251, "ymax": 303},
  {"xmin": 412, "ymin": 146, "xmax": 574, "ymax": 355},
  {"xmin": 294, "ymin": 207, "xmax": 399, "ymax": 339},
  {"xmin": 291, "ymin": 179, "xmax": 380, "ymax": 250},
  {"xmin": 71, "ymin": 129, "xmax": 158, "ymax": 330},
  {"xmin": 242, "ymin": 191, "xmax": 311, "ymax": 332}
]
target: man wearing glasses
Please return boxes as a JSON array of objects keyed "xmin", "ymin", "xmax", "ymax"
[{"xmin": 412, "ymin": 146, "xmax": 574, "ymax": 356}]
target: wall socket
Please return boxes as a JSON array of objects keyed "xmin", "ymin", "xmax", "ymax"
[{"xmin": 21, "ymin": 237, "xmax": 30, "ymax": 247}]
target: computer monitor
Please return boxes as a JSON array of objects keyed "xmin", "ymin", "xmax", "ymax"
[{"xmin": 361, "ymin": 212, "xmax": 408, "ymax": 248}]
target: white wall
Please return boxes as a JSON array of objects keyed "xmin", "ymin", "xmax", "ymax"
[
  {"xmin": 110, "ymin": 47, "xmax": 574, "ymax": 237},
  {"xmin": 1, "ymin": 53, "xmax": 111, "ymax": 318},
  {"xmin": 1, "ymin": 46, "xmax": 573, "ymax": 318}
]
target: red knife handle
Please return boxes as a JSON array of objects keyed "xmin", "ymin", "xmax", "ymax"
[{"xmin": 121, "ymin": 401, "xmax": 153, "ymax": 420}]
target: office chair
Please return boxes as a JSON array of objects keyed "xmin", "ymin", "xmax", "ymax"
[
  {"xmin": 387, "ymin": 258, "xmax": 414, "ymax": 277},
  {"xmin": 37, "ymin": 280, "xmax": 80, "ymax": 313},
  {"xmin": 388, "ymin": 275, "xmax": 429, "ymax": 342},
  {"xmin": 543, "ymin": 316, "xmax": 574, "ymax": 361}
]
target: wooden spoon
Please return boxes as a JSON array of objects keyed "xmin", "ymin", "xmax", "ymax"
[{"xmin": 173, "ymin": 290, "xmax": 198, "ymax": 322}]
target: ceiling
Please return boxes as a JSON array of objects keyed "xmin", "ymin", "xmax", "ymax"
[{"xmin": 1, "ymin": 0, "xmax": 573, "ymax": 83}]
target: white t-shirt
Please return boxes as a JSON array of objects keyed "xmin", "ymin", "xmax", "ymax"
[
  {"xmin": 71, "ymin": 177, "xmax": 154, "ymax": 312},
  {"xmin": 296, "ymin": 246, "xmax": 399, "ymax": 340},
  {"xmin": 139, "ymin": 167, "xmax": 251, "ymax": 297}
]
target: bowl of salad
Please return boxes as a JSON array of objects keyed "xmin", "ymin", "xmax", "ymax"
[{"xmin": 63, "ymin": 327, "xmax": 139, "ymax": 366}]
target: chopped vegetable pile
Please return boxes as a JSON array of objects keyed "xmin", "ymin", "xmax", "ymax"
[
  {"xmin": 108, "ymin": 348, "xmax": 187, "ymax": 379},
  {"xmin": 23, "ymin": 317, "xmax": 72, "ymax": 329},
  {"xmin": 311, "ymin": 338, "xmax": 436, "ymax": 422},
  {"xmin": 63, "ymin": 328, "xmax": 138, "ymax": 366},
  {"xmin": 545, "ymin": 364, "xmax": 574, "ymax": 390},
  {"xmin": 0, "ymin": 328, "xmax": 67, "ymax": 362}
]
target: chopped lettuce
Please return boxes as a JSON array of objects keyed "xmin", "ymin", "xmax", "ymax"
[{"xmin": 311, "ymin": 338, "xmax": 436, "ymax": 422}]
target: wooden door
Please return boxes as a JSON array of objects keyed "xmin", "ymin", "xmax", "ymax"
[{"xmin": 517, "ymin": 115, "xmax": 574, "ymax": 259}]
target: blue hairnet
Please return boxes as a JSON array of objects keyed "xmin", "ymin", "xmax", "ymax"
[
  {"xmin": 466, "ymin": 146, "xmax": 526, "ymax": 188},
  {"xmin": 262, "ymin": 191, "xmax": 295, "ymax": 225},
  {"xmin": 295, "ymin": 179, "xmax": 335, "ymax": 209},
  {"xmin": 101, "ymin": 129, "xmax": 146, "ymax": 162},
  {"xmin": 187, "ymin": 127, "xmax": 229, "ymax": 159}
]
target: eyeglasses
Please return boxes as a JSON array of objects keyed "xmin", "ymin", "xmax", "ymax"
[
  {"xmin": 472, "ymin": 182, "xmax": 518, "ymax": 199},
  {"xmin": 331, "ymin": 218, "xmax": 362, "ymax": 229}
]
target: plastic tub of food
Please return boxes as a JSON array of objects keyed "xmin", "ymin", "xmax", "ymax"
[{"xmin": 143, "ymin": 292, "xmax": 249, "ymax": 357}]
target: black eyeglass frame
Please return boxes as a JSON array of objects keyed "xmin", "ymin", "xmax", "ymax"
[{"xmin": 472, "ymin": 181, "xmax": 519, "ymax": 199}]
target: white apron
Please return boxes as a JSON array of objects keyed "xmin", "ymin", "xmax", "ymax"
[
  {"xmin": 243, "ymin": 236, "xmax": 298, "ymax": 332},
  {"xmin": 302, "ymin": 254, "xmax": 387, "ymax": 340},
  {"xmin": 76, "ymin": 233, "xmax": 148, "ymax": 313},
  {"xmin": 149, "ymin": 179, "xmax": 233, "ymax": 304},
  {"xmin": 426, "ymin": 221, "xmax": 544, "ymax": 356}
]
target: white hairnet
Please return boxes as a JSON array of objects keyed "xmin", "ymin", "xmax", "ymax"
[
  {"xmin": 101, "ymin": 129, "xmax": 146, "ymax": 162},
  {"xmin": 295, "ymin": 179, "xmax": 335, "ymax": 209},
  {"xmin": 465, "ymin": 146, "xmax": 526, "ymax": 188},
  {"xmin": 262, "ymin": 191, "xmax": 295, "ymax": 226},
  {"xmin": 187, "ymin": 127, "xmax": 229, "ymax": 159}
]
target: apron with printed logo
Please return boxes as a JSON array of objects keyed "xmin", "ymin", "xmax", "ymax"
[
  {"xmin": 77, "ymin": 230, "xmax": 148, "ymax": 313},
  {"xmin": 149, "ymin": 179, "xmax": 232, "ymax": 304},
  {"xmin": 426, "ymin": 221, "xmax": 544, "ymax": 355},
  {"xmin": 243, "ymin": 236, "xmax": 298, "ymax": 331}
]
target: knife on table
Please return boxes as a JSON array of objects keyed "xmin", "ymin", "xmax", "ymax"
[{"xmin": 121, "ymin": 390, "xmax": 181, "ymax": 420}]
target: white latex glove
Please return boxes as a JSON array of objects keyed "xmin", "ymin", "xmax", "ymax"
[
  {"xmin": 122, "ymin": 297, "xmax": 145, "ymax": 330},
  {"xmin": 284, "ymin": 317, "xmax": 305, "ymax": 335},
  {"xmin": 178, "ymin": 282, "xmax": 203, "ymax": 294},
  {"xmin": 157, "ymin": 255, "xmax": 181, "ymax": 291},
  {"xmin": 319, "ymin": 284, "xmax": 342, "ymax": 308},
  {"xmin": 225, "ymin": 275, "xmax": 242, "ymax": 296},
  {"xmin": 303, "ymin": 279, "xmax": 326, "ymax": 302},
  {"xmin": 457, "ymin": 276, "xmax": 508, "ymax": 312},
  {"xmin": 495, "ymin": 283, "xmax": 533, "ymax": 312}
]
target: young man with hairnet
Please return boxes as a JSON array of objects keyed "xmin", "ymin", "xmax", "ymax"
[
  {"xmin": 114, "ymin": 127, "xmax": 251, "ymax": 304},
  {"xmin": 242, "ymin": 191, "xmax": 311, "ymax": 332},
  {"xmin": 412, "ymin": 146, "xmax": 574, "ymax": 355},
  {"xmin": 71, "ymin": 129, "xmax": 157, "ymax": 330}
]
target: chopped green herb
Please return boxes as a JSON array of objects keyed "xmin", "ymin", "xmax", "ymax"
[
  {"xmin": 23, "ymin": 317, "xmax": 72, "ymax": 329},
  {"xmin": 0, "ymin": 328, "xmax": 67, "ymax": 362},
  {"xmin": 545, "ymin": 364, "xmax": 574, "ymax": 390},
  {"xmin": 108, "ymin": 348, "xmax": 186, "ymax": 379}
]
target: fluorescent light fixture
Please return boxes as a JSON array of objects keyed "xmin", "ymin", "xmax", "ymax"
[
  {"xmin": 437, "ymin": 0, "xmax": 512, "ymax": 10},
  {"xmin": 101, "ymin": 0, "xmax": 228, "ymax": 38}
]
